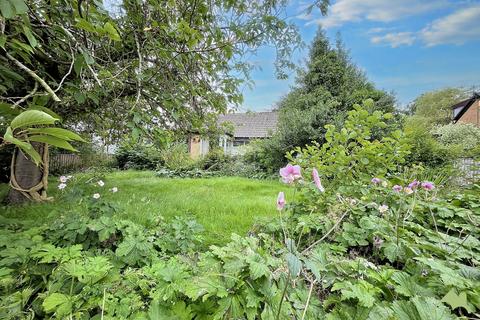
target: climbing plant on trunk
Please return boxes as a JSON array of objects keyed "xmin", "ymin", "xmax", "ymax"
[{"xmin": 1, "ymin": 109, "xmax": 85, "ymax": 202}]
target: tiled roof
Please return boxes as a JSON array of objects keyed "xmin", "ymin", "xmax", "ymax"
[
  {"xmin": 218, "ymin": 111, "xmax": 279, "ymax": 138},
  {"xmin": 451, "ymin": 93, "xmax": 479, "ymax": 121}
]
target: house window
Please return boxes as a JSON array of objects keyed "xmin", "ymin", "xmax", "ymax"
[
  {"xmin": 233, "ymin": 137, "xmax": 250, "ymax": 146},
  {"xmin": 453, "ymin": 106, "xmax": 463, "ymax": 118}
]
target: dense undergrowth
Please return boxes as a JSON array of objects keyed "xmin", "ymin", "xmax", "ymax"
[{"xmin": 1, "ymin": 105, "xmax": 479, "ymax": 319}]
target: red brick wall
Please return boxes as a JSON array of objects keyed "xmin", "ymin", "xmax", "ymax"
[{"xmin": 458, "ymin": 99, "xmax": 480, "ymax": 126}]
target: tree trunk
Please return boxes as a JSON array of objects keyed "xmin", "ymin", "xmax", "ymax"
[{"xmin": 7, "ymin": 142, "xmax": 49, "ymax": 204}]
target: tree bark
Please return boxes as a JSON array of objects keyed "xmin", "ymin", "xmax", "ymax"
[{"xmin": 7, "ymin": 142, "xmax": 47, "ymax": 204}]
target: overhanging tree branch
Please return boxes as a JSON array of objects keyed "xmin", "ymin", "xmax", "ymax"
[{"xmin": 5, "ymin": 52, "xmax": 61, "ymax": 102}]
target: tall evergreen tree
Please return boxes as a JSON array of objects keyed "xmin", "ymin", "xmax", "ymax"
[{"xmin": 252, "ymin": 27, "xmax": 396, "ymax": 171}]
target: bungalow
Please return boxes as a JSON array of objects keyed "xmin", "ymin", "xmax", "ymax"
[
  {"xmin": 451, "ymin": 93, "xmax": 480, "ymax": 126},
  {"xmin": 188, "ymin": 111, "xmax": 278, "ymax": 158}
]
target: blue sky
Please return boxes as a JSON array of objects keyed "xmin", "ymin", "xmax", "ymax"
[{"xmin": 240, "ymin": 0, "xmax": 480, "ymax": 112}]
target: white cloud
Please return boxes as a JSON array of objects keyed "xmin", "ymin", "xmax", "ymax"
[
  {"xmin": 420, "ymin": 5, "xmax": 480, "ymax": 46},
  {"xmin": 371, "ymin": 32, "xmax": 416, "ymax": 47},
  {"xmin": 311, "ymin": 0, "xmax": 447, "ymax": 28},
  {"xmin": 367, "ymin": 27, "xmax": 391, "ymax": 34},
  {"xmin": 368, "ymin": 4, "xmax": 480, "ymax": 47}
]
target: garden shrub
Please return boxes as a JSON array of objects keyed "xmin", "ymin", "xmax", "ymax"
[
  {"xmin": 290, "ymin": 100, "xmax": 410, "ymax": 186},
  {"xmin": 1, "ymin": 106, "xmax": 480, "ymax": 319},
  {"xmin": 159, "ymin": 142, "xmax": 195, "ymax": 170},
  {"xmin": 433, "ymin": 123, "xmax": 480, "ymax": 155},
  {"xmin": 197, "ymin": 148, "xmax": 232, "ymax": 171},
  {"xmin": 115, "ymin": 141, "xmax": 163, "ymax": 170},
  {"xmin": 50, "ymin": 152, "xmax": 117, "ymax": 176},
  {"xmin": 155, "ymin": 148, "xmax": 274, "ymax": 179},
  {"xmin": 404, "ymin": 129, "xmax": 459, "ymax": 168}
]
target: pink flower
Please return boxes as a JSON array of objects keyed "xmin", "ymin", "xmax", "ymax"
[
  {"xmin": 279, "ymin": 164, "xmax": 302, "ymax": 184},
  {"xmin": 408, "ymin": 179, "xmax": 420, "ymax": 189},
  {"xmin": 371, "ymin": 177, "xmax": 381, "ymax": 184},
  {"xmin": 393, "ymin": 185, "xmax": 402, "ymax": 192},
  {"xmin": 312, "ymin": 169, "xmax": 325, "ymax": 192},
  {"xmin": 277, "ymin": 192, "xmax": 286, "ymax": 210},
  {"xmin": 59, "ymin": 176, "xmax": 68, "ymax": 183},
  {"xmin": 421, "ymin": 181, "xmax": 435, "ymax": 191}
]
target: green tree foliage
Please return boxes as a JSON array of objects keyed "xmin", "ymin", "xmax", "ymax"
[
  {"xmin": 404, "ymin": 88, "xmax": 472, "ymax": 167},
  {"xmin": 434, "ymin": 123, "xmax": 480, "ymax": 156},
  {"xmin": 290, "ymin": 100, "xmax": 409, "ymax": 185},
  {"xmin": 250, "ymin": 29, "xmax": 396, "ymax": 171},
  {"xmin": 1, "ymin": 0, "xmax": 325, "ymax": 201},
  {"xmin": 409, "ymin": 87, "xmax": 468, "ymax": 127},
  {"xmin": 1, "ymin": 0, "xmax": 305, "ymax": 142}
]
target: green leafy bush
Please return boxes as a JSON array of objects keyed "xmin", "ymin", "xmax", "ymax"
[
  {"xmin": 115, "ymin": 141, "xmax": 163, "ymax": 170},
  {"xmin": 2, "ymin": 106, "xmax": 480, "ymax": 319},
  {"xmin": 434, "ymin": 123, "xmax": 480, "ymax": 154},
  {"xmin": 159, "ymin": 142, "xmax": 195, "ymax": 170},
  {"xmin": 155, "ymin": 148, "xmax": 274, "ymax": 179},
  {"xmin": 290, "ymin": 100, "xmax": 410, "ymax": 185},
  {"xmin": 404, "ymin": 128, "xmax": 460, "ymax": 168}
]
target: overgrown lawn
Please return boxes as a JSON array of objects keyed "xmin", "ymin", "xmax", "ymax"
[{"xmin": 0, "ymin": 171, "xmax": 288, "ymax": 245}]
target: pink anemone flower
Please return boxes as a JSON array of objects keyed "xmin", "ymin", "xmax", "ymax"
[
  {"xmin": 277, "ymin": 192, "xmax": 286, "ymax": 210},
  {"xmin": 279, "ymin": 164, "xmax": 302, "ymax": 184},
  {"xmin": 312, "ymin": 169, "xmax": 325, "ymax": 192},
  {"xmin": 421, "ymin": 181, "xmax": 435, "ymax": 191}
]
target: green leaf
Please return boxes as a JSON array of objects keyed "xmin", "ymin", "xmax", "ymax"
[
  {"xmin": 248, "ymin": 259, "xmax": 270, "ymax": 280},
  {"xmin": 22, "ymin": 26, "xmax": 37, "ymax": 48},
  {"xmin": 412, "ymin": 296, "xmax": 455, "ymax": 320},
  {"xmin": 75, "ymin": 18, "xmax": 97, "ymax": 33},
  {"xmin": 441, "ymin": 289, "xmax": 469, "ymax": 311},
  {"xmin": 73, "ymin": 54, "xmax": 85, "ymax": 75},
  {"xmin": 0, "ymin": 35, "xmax": 6, "ymax": 48},
  {"xmin": 0, "ymin": 1, "xmax": 14, "ymax": 19},
  {"xmin": 42, "ymin": 293, "xmax": 72, "ymax": 316},
  {"xmin": 3, "ymin": 127, "xmax": 42, "ymax": 165},
  {"xmin": 104, "ymin": 22, "xmax": 121, "ymax": 41},
  {"xmin": 74, "ymin": 91, "xmax": 86, "ymax": 104},
  {"xmin": 10, "ymin": 110, "xmax": 58, "ymax": 129},
  {"xmin": 9, "ymin": 0, "xmax": 28, "ymax": 14},
  {"xmin": 0, "ymin": 64, "xmax": 25, "ymax": 81},
  {"xmin": 27, "ymin": 128, "xmax": 85, "ymax": 142},
  {"xmin": 82, "ymin": 51, "xmax": 94, "ymax": 65},
  {"xmin": 286, "ymin": 252, "xmax": 302, "ymax": 277},
  {"xmin": 28, "ymin": 105, "xmax": 62, "ymax": 121},
  {"xmin": 0, "ymin": 102, "xmax": 21, "ymax": 117},
  {"xmin": 392, "ymin": 272, "xmax": 431, "ymax": 297},
  {"xmin": 390, "ymin": 300, "xmax": 421, "ymax": 320},
  {"xmin": 332, "ymin": 280, "xmax": 380, "ymax": 308},
  {"xmin": 28, "ymin": 135, "xmax": 77, "ymax": 152}
]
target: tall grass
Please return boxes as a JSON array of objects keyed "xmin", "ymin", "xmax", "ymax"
[{"xmin": 0, "ymin": 171, "xmax": 289, "ymax": 245}]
